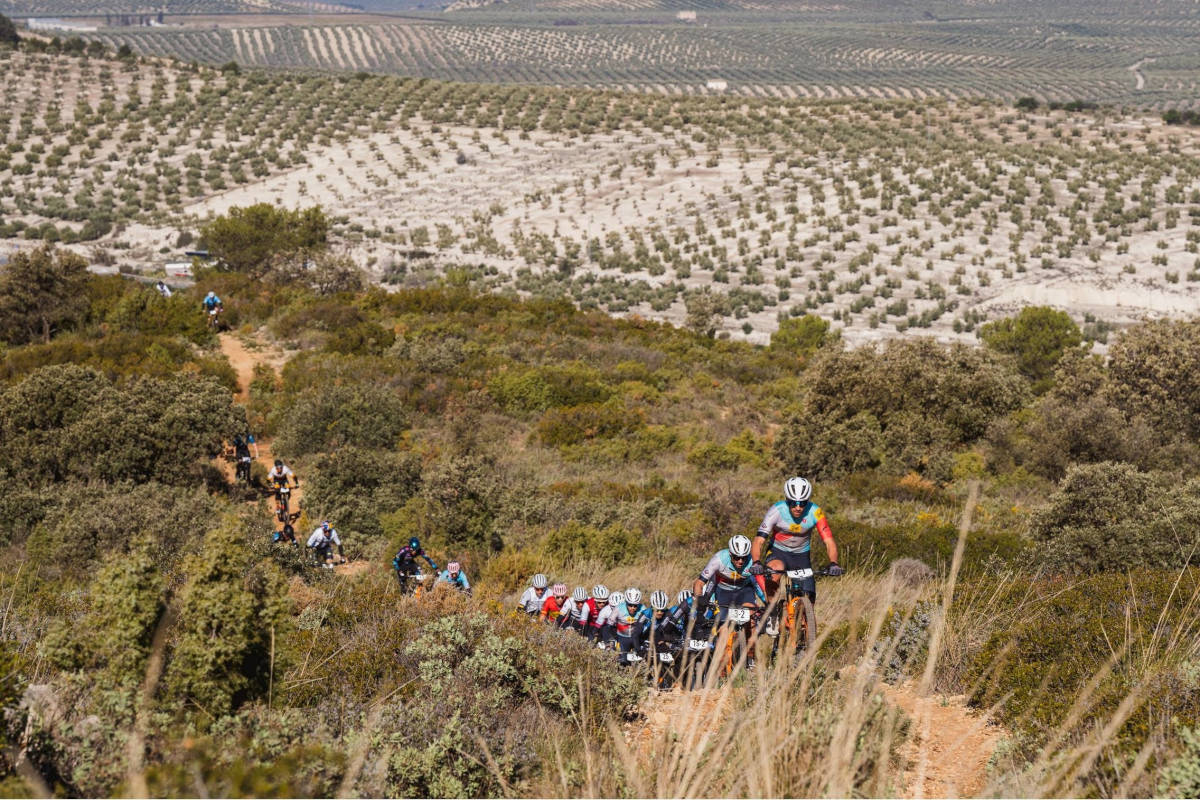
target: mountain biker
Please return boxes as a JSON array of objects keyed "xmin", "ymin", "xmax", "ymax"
[
  {"xmin": 155, "ymin": 280, "xmax": 172, "ymax": 298},
  {"xmin": 392, "ymin": 536, "xmax": 438, "ymax": 591},
  {"xmin": 306, "ymin": 521, "xmax": 344, "ymax": 568},
  {"xmin": 436, "ymin": 560, "xmax": 471, "ymax": 593},
  {"xmin": 202, "ymin": 291, "xmax": 222, "ymax": 312},
  {"xmin": 273, "ymin": 521, "xmax": 297, "ymax": 546},
  {"xmin": 518, "ymin": 573, "xmax": 551, "ymax": 615},
  {"xmin": 748, "ymin": 477, "xmax": 843, "ymax": 615},
  {"xmin": 267, "ymin": 459, "xmax": 297, "ymax": 489},
  {"xmin": 694, "ymin": 535, "xmax": 761, "ymax": 624},
  {"xmin": 614, "ymin": 588, "xmax": 650, "ymax": 655},
  {"xmin": 540, "ymin": 583, "xmax": 570, "ymax": 623},
  {"xmin": 232, "ymin": 433, "xmax": 257, "ymax": 482},
  {"xmin": 561, "ymin": 586, "xmax": 588, "ymax": 632},
  {"xmin": 599, "ymin": 592, "xmax": 624, "ymax": 649},
  {"xmin": 581, "ymin": 584, "xmax": 612, "ymax": 642}
]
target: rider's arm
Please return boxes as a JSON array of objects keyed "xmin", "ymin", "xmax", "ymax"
[
  {"xmin": 249, "ymin": 435, "xmax": 259, "ymax": 459},
  {"xmin": 540, "ymin": 595, "xmax": 555, "ymax": 621},
  {"xmin": 330, "ymin": 530, "xmax": 344, "ymax": 557},
  {"xmin": 517, "ymin": 587, "xmax": 533, "ymax": 610},
  {"xmin": 814, "ymin": 507, "xmax": 838, "ymax": 564},
  {"xmin": 306, "ymin": 530, "xmax": 323, "ymax": 548},
  {"xmin": 459, "ymin": 572, "xmax": 471, "ymax": 590},
  {"xmin": 422, "ymin": 553, "xmax": 438, "ymax": 571}
]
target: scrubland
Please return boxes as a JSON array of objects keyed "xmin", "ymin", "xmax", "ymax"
[{"xmin": 0, "ymin": 240, "xmax": 1199, "ymax": 795}]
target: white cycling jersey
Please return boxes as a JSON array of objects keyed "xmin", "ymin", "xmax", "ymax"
[
  {"xmin": 307, "ymin": 528, "xmax": 341, "ymax": 548},
  {"xmin": 595, "ymin": 603, "xmax": 618, "ymax": 628},
  {"xmin": 559, "ymin": 597, "xmax": 580, "ymax": 621},
  {"xmin": 268, "ymin": 465, "xmax": 295, "ymax": 484},
  {"xmin": 518, "ymin": 586, "xmax": 549, "ymax": 614}
]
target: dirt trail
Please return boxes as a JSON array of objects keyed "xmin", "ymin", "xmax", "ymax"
[
  {"xmin": 629, "ymin": 675, "xmax": 1002, "ymax": 798},
  {"xmin": 881, "ymin": 682, "xmax": 1002, "ymax": 798}
]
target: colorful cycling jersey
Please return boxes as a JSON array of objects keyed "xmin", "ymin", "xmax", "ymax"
[
  {"xmin": 699, "ymin": 548, "xmax": 754, "ymax": 590},
  {"xmin": 594, "ymin": 603, "xmax": 618, "ymax": 628},
  {"xmin": 393, "ymin": 546, "xmax": 436, "ymax": 574},
  {"xmin": 541, "ymin": 594, "xmax": 568, "ymax": 621},
  {"xmin": 518, "ymin": 586, "xmax": 549, "ymax": 614},
  {"xmin": 581, "ymin": 598, "xmax": 608, "ymax": 628},
  {"xmin": 757, "ymin": 500, "xmax": 830, "ymax": 554},
  {"xmin": 437, "ymin": 569, "xmax": 470, "ymax": 591},
  {"xmin": 203, "ymin": 294, "xmax": 222, "ymax": 310},
  {"xmin": 613, "ymin": 602, "xmax": 648, "ymax": 637}
]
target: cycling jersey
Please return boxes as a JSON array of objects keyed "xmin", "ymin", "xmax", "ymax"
[
  {"xmin": 541, "ymin": 594, "xmax": 569, "ymax": 622},
  {"xmin": 306, "ymin": 527, "xmax": 342, "ymax": 549},
  {"xmin": 202, "ymin": 294, "xmax": 222, "ymax": 310},
  {"xmin": 757, "ymin": 500, "xmax": 831, "ymax": 555},
  {"xmin": 437, "ymin": 569, "xmax": 471, "ymax": 591},
  {"xmin": 613, "ymin": 602, "xmax": 647, "ymax": 637},
  {"xmin": 557, "ymin": 596, "xmax": 581, "ymax": 627},
  {"xmin": 518, "ymin": 586, "xmax": 550, "ymax": 614},
  {"xmin": 594, "ymin": 602, "xmax": 618, "ymax": 641},
  {"xmin": 268, "ymin": 465, "xmax": 294, "ymax": 485},
  {"xmin": 699, "ymin": 548, "xmax": 755, "ymax": 590},
  {"xmin": 393, "ymin": 546, "xmax": 436, "ymax": 575}
]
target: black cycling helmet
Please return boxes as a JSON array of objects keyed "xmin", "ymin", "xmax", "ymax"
[
  {"xmin": 274, "ymin": 459, "xmax": 283, "ymax": 468},
  {"xmin": 233, "ymin": 434, "xmax": 243, "ymax": 446},
  {"xmin": 409, "ymin": 536, "xmax": 420, "ymax": 550}
]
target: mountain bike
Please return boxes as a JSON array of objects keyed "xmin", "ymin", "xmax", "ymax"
[{"xmin": 763, "ymin": 565, "xmax": 838, "ymax": 658}]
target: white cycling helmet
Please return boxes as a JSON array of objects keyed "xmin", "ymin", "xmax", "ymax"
[
  {"xmin": 676, "ymin": 589, "xmax": 691, "ymax": 605},
  {"xmin": 573, "ymin": 586, "xmax": 588, "ymax": 603},
  {"xmin": 532, "ymin": 573, "xmax": 548, "ymax": 589},
  {"xmin": 592, "ymin": 584, "xmax": 610, "ymax": 601},
  {"xmin": 625, "ymin": 587, "xmax": 642, "ymax": 605},
  {"xmin": 610, "ymin": 592, "xmax": 625, "ymax": 607},
  {"xmin": 784, "ymin": 476, "xmax": 813, "ymax": 503},
  {"xmin": 650, "ymin": 590, "xmax": 669, "ymax": 611},
  {"xmin": 552, "ymin": 582, "xmax": 567, "ymax": 597},
  {"xmin": 728, "ymin": 534, "xmax": 752, "ymax": 558}
]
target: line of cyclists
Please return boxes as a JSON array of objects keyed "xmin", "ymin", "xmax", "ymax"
[{"xmin": 393, "ymin": 476, "xmax": 844, "ymax": 687}]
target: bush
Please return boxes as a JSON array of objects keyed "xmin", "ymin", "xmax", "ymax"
[
  {"xmin": 775, "ymin": 410, "xmax": 884, "ymax": 480},
  {"xmin": 488, "ymin": 363, "xmax": 611, "ymax": 416},
  {"xmin": 0, "ymin": 244, "xmax": 89, "ymax": 345},
  {"xmin": 273, "ymin": 382, "xmax": 408, "ymax": 457},
  {"xmin": 1107, "ymin": 319, "xmax": 1200, "ymax": 439},
  {"xmin": 303, "ymin": 447, "xmax": 421, "ymax": 540},
  {"xmin": 201, "ymin": 204, "xmax": 328, "ymax": 275},
  {"xmin": 979, "ymin": 306, "xmax": 1081, "ymax": 393},
  {"xmin": 536, "ymin": 401, "xmax": 643, "ymax": 447},
  {"xmin": 325, "ymin": 321, "xmax": 395, "ymax": 356},
  {"xmin": 769, "ymin": 314, "xmax": 834, "ymax": 362},
  {"xmin": 0, "ymin": 365, "xmax": 242, "ymax": 486},
  {"xmin": 541, "ymin": 519, "xmax": 645, "ymax": 568},
  {"xmin": 1029, "ymin": 462, "xmax": 1200, "ymax": 573}
]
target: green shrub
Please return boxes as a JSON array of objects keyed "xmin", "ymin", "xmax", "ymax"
[
  {"xmin": 1029, "ymin": 462, "xmax": 1200, "ymax": 573},
  {"xmin": 1107, "ymin": 319, "xmax": 1200, "ymax": 439},
  {"xmin": 0, "ymin": 365, "xmax": 242, "ymax": 486},
  {"xmin": 536, "ymin": 401, "xmax": 643, "ymax": 447},
  {"xmin": 542, "ymin": 519, "xmax": 645, "ymax": 568},
  {"xmin": 833, "ymin": 517, "xmax": 1026, "ymax": 575},
  {"xmin": 488, "ymin": 362, "xmax": 611, "ymax": 415},
  {"xmin": 167, "ymin": 517, "xmax": 289, "ymax": 719},
  {"xmin": 0, "ymin": 332, "xmax": 235, "ymax": 388},
  {"xmin": 325, "ymin": 321, "xmax": 395, "ymax": 356},
  {"xmin": 980, "ymin": 306, "xmax": 1081, "ymax": 393},
  {"xmin": 769, "ymin": 313, "xmax": 835, "ymax": 362},
  {"xmin": 273, "ymin": 382, "xmax": 408, "ymax": 457},
  {"xmin": 0, "ymin": 244, "xmax": 89, "ymax": 345},
  {"xmin": 201, "ymin": 204, "xmax": 328, "ymax": 275},
  {"xmin": 775, "ymin": 410, "xmax": 884, "ymax": 480},
  {"xmin": 303, "ymin": 447, "xmax": 421, "ymax": 540}
]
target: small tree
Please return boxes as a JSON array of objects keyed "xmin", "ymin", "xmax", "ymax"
[
  {"xmin": 979, "ymin": 306, "xmax": 1081, "ymax": 392},
  {"xmin": 200, "ymin": 203, "xmax": 328, "ymax": 274},
  {"xmin": 770, "ymin": 314, "xmax": 834, "ymax": 360},
  {"xmin": 684, "ymin": 288, "xmax": 728, "ymax": 338},
  {"xmin": 0, "ymin": 244, "xmax": 89, "ymax": 344},
  {"xmin": 0, "ymin": 13, "xmax": 18, "ymax": 47}
]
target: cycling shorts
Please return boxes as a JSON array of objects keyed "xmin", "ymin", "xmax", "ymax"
[
  {"xmin": 765, "ymin": 548, "xmax": 816, "ymax": 601},
  {"xmin": 713, "ymin": 585, "xmax": 758, "ymax": 623}
]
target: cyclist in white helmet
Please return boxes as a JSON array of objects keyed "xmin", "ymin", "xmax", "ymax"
[
  {"xmin": 580, "ymin": 585, "xmax": 611, "ymax": 641},
  {"xmin": 748, "ymin": 476, "xmax": 842, "ymax": 612},
  {"xmin": 518, "ymin": 573, "xmax": 551, "ymax": 615},
  {"xmin": 560, "ymin": 586, "xmax": 588, "ymax": 632},
  {"xmin": 694, "ymin": 534, "xmax": 762, "ymax": 625}
]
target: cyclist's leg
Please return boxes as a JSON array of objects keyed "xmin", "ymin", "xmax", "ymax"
[{"xmin": 764, "ymin": 556, "xmax": 785, "ymax": 606}]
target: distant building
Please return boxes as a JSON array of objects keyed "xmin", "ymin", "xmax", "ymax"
[
  {"xmin": 164, "ymin": 261, "xmax": 193, "ymax": 277},
  {"xmin": 27, "ymin": 18, "xmax": 99, "ymax": 33},
  {"xmin": 676, "ymin": 10, "xmax": 697, "ymax": 21},
  {"xmin": 706, "ymin": 79, "xmax": 728, "ymax": 91}
]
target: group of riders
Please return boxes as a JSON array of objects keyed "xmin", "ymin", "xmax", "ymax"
[{"xmin": 393, "ymin": 476, "xmax": 844, "ymax": 685}]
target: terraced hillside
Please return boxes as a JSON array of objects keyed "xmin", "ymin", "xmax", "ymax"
[{"xmin": 4, "ymin": 50, "xmax": 1200, "ymax": 345}]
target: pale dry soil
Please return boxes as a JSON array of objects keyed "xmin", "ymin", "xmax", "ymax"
[{"xmin": 628, "ymin": 679, "xmax": 1001, "ymax": 798}]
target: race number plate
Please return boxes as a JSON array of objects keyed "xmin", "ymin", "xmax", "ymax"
[
  {"xmin": 787, "ymin": 568, "xmax": 814, "ymax": 580},
  {"xmin": 726, "ymin": 607, "xmax": 752, "ymax": 624},
  {"xmin": 658, "ymin": 652, "xmax": 674, "ymax": 663},
  {"xmin": 688, "ymin": 639, "xmax": 710, "ymax": 651}
]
